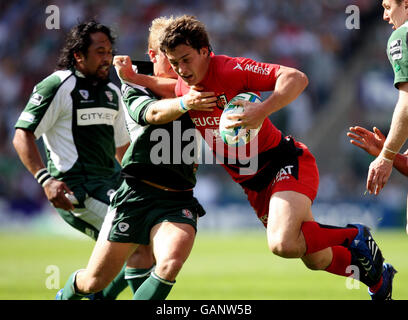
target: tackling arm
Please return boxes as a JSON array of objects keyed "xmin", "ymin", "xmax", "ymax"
[{"xmin": 114, "ymin": 55, "xmax": 176, "ymax": 99}]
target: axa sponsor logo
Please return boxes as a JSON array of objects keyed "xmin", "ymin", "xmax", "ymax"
[{"xmin": 233, "ymin": 63, "xmax": 272, "ymax": 75}]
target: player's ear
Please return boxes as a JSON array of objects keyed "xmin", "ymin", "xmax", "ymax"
[
  {"xmin": 148, "ymin": 49, "xmax": 157, "ymax": 63},
  {"xmin": 73, "ymin": 51, "xmax": 85, "ymax": 64},
  {"xmin": 200, "ymin": 47, "xmax": 209, "ymax": 57}
]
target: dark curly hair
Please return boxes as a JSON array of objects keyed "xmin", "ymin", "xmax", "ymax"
[{"xmin": 56, "ymin": 20, "xmax": 115, "ymax": 70}]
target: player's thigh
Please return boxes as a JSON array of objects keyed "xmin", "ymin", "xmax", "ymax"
[
  {"xmin": 267, "ymin": 190, "xmax": 314, "ymax": 244},
  {"xmin": 83, "ymin": 207, "xmax": 138, "ymax": 284},
  {"xmin": 151, "ymin": 221, "xmax": 196, "ymax": 265},
  {"xmin": 83, "ymin": 238, "xmax": 138, "ymax": 285}
]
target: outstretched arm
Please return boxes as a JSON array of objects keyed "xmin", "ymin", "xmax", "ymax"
[
  {"xmin": 347, "ymin": 126, "xmax": 408, "ymax": 177},
  {"xmin": 114, "ymin": 55, "xmax": 177, "ymax": 99},
  {"xmin": 366, "ymin": 82, "xmax": 408, "ymax": 195}
]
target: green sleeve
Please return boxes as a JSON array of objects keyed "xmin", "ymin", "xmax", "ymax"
[
  {"xmin": 387, "ymin": 26, "xmax": 408, "ymax": 88},
  {"xmin": 15, "ymin": 73, "xmax": 64, "ymax": 131},
  {"xmin": 121, "ymin": 83, "xmax": 157, "ymax": 125}
]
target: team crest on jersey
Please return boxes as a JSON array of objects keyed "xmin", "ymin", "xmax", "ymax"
[
  {"xmin": 105, "ymin": 91, "xmax": 113, "ymax": 102},
  {"xmin": 216, "ymin": 94, "xmax": 228, "ymax": 110},
  {"xmin": 118, "ymin": 222, "xmax": 130, "ymax": 232},
  {"xmin": 389, "ymin": 39, "xmax": 402, "ymax": 61},
  {"xmin": 182, "ymin": 209, "xmax": 194, "ymax": 220},
  {"xmin": 79, "ymin": 89, "xmax": 89, "ymax": 100}
]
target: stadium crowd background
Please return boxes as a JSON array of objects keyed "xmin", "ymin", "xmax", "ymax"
[{"xmin": 0, "ymin": 0, "xmax": 406, "ymax": 231}]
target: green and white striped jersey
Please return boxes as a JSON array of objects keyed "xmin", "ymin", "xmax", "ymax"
[
  {"xmin": 15, "ymin": 68, "xmax": 130, "ymax": 186},
  {"xmin": 387, "ymin": 21, "xmax": 408, "ymax": 87},
  {"xmin": 120, "ymin": 81, "xmax": 198, "ymax": 190}
]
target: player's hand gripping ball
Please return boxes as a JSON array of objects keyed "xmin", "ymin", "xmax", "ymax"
[{"xmin": 219, "ymin": 92, "xmax": 262, "ymax": 146}]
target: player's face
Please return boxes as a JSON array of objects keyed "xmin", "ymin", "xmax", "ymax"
[
  {"xmin": 165, "ymin": 44, "xmax": 210, "ymax": 86},
  {"xmin": 152, "ymin": 50, "xmax": 177, "ymax": 79},
  {"xmin": 76, "ymin": 32, "xmax": 113, "ymax": 80},
  {"xmin": 382, "ymin": 0, "xmax": 408, "ymax": 30}
]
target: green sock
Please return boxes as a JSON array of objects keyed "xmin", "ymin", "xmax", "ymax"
[
  {"xmin": 125, "ymin": 266, "xmax": 154, "ymax": 294},
  {"xmin": 94, "ymin": 263, "xmax": 128, "ymax": 300},
  {"xmin": 133, "ymin": 272, "xmax": 175, "ymax": 300},
  {"xmin": 57, "ymin": 270, "xmax": 86, "ymax": 300}
]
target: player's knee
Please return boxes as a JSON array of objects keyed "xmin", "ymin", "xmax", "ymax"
[
  {"xmin": 268, "ymin": 238, "xmax": 300, "ymax": 258},
  {"xmin": 127, "ymin": 245, "xmax": 154, "ymax": 269},
  {"xmin": 156, "ymin": 258, "xmax": 184, "ymax": 281},
  {"xmin": 80, "ymin": 276, "xmax": 106, "ymax": 294}
]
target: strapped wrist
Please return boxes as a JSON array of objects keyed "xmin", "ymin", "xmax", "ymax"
[
  {"xmin": 35, "ymin": 168, "xmax": 53, "ymax": 187},
  {"xmin": 380, "ymin": 146, "xmax": 397, "ymax": 162},
  {"xmin": 178, "ymin": 97, "xmax": 190, "ymax": 113},
  {"xmin": 379, "ymin": 154, "xmax": 394, "ymax": 163}
]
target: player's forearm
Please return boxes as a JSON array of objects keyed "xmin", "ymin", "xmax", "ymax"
[
  {"xmin": 146, "ymin": 97, "xmax": 184, "ymax": 125},
  {"xmin": 12, "ymin": 129, "xmax": 46, "ymax": 176},
  {"xmin": 126, "ymin": 73, "xmax": 177, "ymax": 98},
  {"xmin": 380, "ymin": 90, "xmax": 408, "ymax": 160},
  {"xmin": 261, "ymin": 67, "xmax": 308, "ymax": 116}
]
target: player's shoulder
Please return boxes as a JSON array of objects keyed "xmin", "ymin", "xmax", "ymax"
[
  {"xmin": 120, "ymin": 82, "xmax": 153, "ymax": 99},
  {"xmin": 30, "ymin": 69, "xmax": 74, "ymax": 104},
  {"xmin": 211, "ymin": 54, "xmax": 249, "ymax": 77},
  {"xmin": 37, "ymin": 69, "xmax": 73, "ymax": 89},
  {"xmin": 34, "ymin": 69, "xmax": 74, "ymax": 94},
  {"xmin": 388, "ymin": 23, "xmax": 408, "ymax": 48},
  {"xmin": 106, "ymin": 81, "xmax": 121, "ymax": 96}
]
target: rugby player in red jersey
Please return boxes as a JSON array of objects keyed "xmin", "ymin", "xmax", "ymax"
[{"xmin": 116, "ymin": 15, "xmax": 396, "ymax": 300}]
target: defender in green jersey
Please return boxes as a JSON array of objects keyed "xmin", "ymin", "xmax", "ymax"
[
  {"xmin": 13, "ymin": 21, "xmax": 153, "ymax": 300},
  {"xmin": 347, "ymin": 0, "xmax": 407, "ymax": 300},
  {"xmin": 366, "ymin": 0, "xmax": 408, "ymax": 196},
  {"xmin": 57, "ymin": 17, "xmax": 216, "ymax": 300}
]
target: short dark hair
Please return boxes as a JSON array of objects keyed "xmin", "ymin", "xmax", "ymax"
[
  {"xmin": 160, "ymin": 15, "xmax": 210, "ymax": 54},
  {"xmin": 56, "ymin": 20, "xmax": 115, "ymax": 70}
]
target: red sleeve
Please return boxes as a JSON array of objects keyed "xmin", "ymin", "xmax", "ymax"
[{"xmin": 230, "ymin": 56, "xmax": 280, "ymax": 92}]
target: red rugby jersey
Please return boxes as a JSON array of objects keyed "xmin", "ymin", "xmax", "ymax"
[{"xmin": 176, "ymin": 54, "xmax": 283, "ymax": 183}]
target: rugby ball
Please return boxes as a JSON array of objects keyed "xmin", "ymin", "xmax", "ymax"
[{"xmin": 219, "ymin": 92, "xmax": 262, "ymax": 146}]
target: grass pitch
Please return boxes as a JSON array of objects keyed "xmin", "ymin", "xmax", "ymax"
[{"xmin": 0, "ymin": 228, "xmax": 407, "ymax": 300}]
